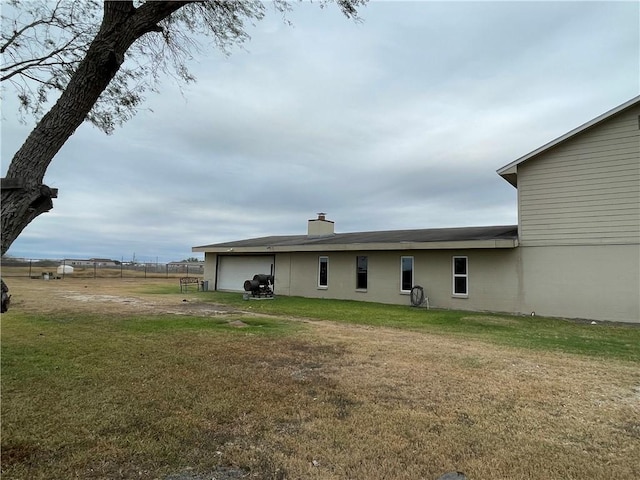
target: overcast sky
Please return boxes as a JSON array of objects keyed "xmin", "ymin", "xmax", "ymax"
[{"xmin": 2, "ymin": 1, "xmax": 639, "ymax": 263}]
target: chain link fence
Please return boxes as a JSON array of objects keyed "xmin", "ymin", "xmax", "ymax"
[{"xmin": 0, "ymin": 257, "xmax": 203, "ymax": 280}]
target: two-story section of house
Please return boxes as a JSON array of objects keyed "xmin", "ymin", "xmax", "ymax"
[{"xmin": 497, "ymin": 95, "xmax": 640, "ymax": 322}]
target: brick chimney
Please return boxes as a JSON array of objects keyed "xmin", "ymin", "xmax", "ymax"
[{"xmin": 307, "ymin": 212, "xmax": 335, "ymax": 236}]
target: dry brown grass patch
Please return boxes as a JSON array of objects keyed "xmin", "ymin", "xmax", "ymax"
[{"xmin": 2, "ymin": 277, "xmax": 639, "ymax": 479}]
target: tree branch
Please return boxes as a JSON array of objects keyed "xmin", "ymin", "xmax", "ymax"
[
  {"xmin": 1, "ymin": 32, "xmax": 84, "ymax": 81},
  {"xmin": 130, "ymin": 1, "xmax": 194, "ymax": 36},
  {"xmin": 4, "ymin": 62, "xmax": 72, "ymax": 86},
  {"xmin": 1, "ymin": 19, "xmax": 49, "ymax": 54},
  {"xmin": 0, "ymin": 0, "xmax": 76, "ymax": 54}
]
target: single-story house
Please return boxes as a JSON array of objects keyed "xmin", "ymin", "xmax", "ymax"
[{"xmin": 194, "ymin": 96, "xmax": 640, "ymax": 323}]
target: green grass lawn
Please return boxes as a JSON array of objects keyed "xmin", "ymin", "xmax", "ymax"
[
  {"xmin": 1, "ymin": 311, "xmax": 302, "ymax": 479},
  {"xmin": 157, "ymin": 290, "xmax": 640, "ymax": 361}
]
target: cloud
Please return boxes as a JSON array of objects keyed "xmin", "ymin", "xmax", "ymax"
[{"xmin": 2, "ymin": 0, "xmax": 638, "ymax": 261}]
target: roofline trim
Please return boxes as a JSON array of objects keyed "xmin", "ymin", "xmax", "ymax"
[{"xmin": 193, "ymin": 238, "xmax": 518, "ymax": 253}]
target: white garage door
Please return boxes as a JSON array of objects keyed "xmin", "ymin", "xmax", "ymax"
[{"xmin": 217, "ymin": 256, "xmax": 275, "ymax": 292}]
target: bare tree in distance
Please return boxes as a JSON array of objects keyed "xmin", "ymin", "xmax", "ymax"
[{"xmin": 0, "ymin": 0, "xmax": 366, "ymax": 256}]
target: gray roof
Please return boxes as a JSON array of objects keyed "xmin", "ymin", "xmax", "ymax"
[{"xmin": 194, "ymin": 225, "xmax": 518, "ymax": 252}]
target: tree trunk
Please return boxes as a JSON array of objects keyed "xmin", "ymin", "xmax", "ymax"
[{"xmin": 1, "ymin": 0, "xmax": 187, "ymax": 256}]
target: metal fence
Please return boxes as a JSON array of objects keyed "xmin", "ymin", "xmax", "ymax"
[{"xmin": 0, "ymin": 258, "xmax": 203, "ymax": 279}]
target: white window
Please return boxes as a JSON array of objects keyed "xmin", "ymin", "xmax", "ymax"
[
  {"xmin": 318, "ymin": 256, "xmax": 328, "ymax": 288},
  {"xmin": 401, "ymin": 256, "xmax": 414, "ymax": 292},
  {"xmin": 452, "ymin": 256, "xmax": 468, "ymax": 296}
]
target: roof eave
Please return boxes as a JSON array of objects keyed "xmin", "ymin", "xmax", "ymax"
[
  {"xmin": 496, "ymin": 95, "xmax": 640, "ymax": 186},
  {"xmin": 192, "ymin": 238, "xmax": 518, "ymax": 254}
]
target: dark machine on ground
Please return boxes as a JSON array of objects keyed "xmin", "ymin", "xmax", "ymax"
[
  {"xmin": 243, "ymin": 274, "xmax": 274, "ymax": 299},
  {"xmin": 1, "ymin": 279, "xmax": 10, "ymax": 313}
]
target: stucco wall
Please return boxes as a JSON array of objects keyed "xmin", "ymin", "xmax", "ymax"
[
  {"xmin": 203, "ymin": 253, "xmax": 217, "ymax": 290},
  {"xmin": 280, "ymin": 249, "xmax": 522, "ymax": 313},
  {"xmin": 274, "ymin": 252, "xmax": 292, "ymax": 296},
  {"xmin": 518, "ymin": 244, "xmax": 639, "ymax": 323},
  {"xmin": 204, "ymin": 245, "xmax": 639, "ymax": 323}
]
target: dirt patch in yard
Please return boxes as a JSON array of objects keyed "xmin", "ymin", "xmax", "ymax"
[{"xmin": 5, "ymin": 276, "xmax": 243, "ymax": 317}]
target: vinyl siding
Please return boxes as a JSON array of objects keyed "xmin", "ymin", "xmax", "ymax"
[{"xmin": 518, "ymin": 105, "xmax": 640, "ymax": 246}]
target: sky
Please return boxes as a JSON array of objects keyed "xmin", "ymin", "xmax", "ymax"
[{"xmin": 1, "ymin": 0, "xmax": 639, "ymax": 263}]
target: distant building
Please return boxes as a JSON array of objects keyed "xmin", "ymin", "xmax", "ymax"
[
  {"xmin": 63, "ymin": 258, "xmax": 119, "ymax": 267},
  {"xmin": 168, "ymin": 261, "xmax": 203, "ymax": 270}
]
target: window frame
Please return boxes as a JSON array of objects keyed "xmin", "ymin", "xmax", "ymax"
[
  {"xmin": 356, "ymin": 255, "xmax": 368, "ymax": 290},
  {"xmin": 318, "ymin": 256, "xmax": 329, "ymax": 288},
  {"xmin": 452, "ymin": 256, "xmax": 468, "ymax": 297},
  {"xmin": 400, "ymin": 256, "xmax": 414, "ymax": 293}
]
